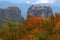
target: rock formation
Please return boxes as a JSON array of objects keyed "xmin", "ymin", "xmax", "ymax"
[
  {"xmin": 0, "ymin": 6, "xmax": 24, "ymax": 23},
  {"xmin": 27, "ymin": 5, "xmax": 53, "ymax": 18}
]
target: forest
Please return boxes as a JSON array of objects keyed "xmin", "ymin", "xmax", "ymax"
[{"xmin": 0, "ymin": 13, "xmax": 60, "ymax": 40}]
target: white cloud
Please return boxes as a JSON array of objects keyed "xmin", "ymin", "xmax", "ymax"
[
  {"xmin": 26, "ymin": 1, "xmax": 35, "ymax": 4},
  {"xmin": 26, "ymin": 0, "xmax": 56, "ymax": 4}
]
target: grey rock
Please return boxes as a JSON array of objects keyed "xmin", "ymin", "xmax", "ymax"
[
  {"xmin": 27, "ymin": 5, "xmax": 53, "ymax": 18},
  {"xmin": 0, "ymin": 6, "xmax": 24, "ymax": 24}
]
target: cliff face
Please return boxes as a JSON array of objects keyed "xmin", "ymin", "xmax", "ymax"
[
  {"xmin": 0, "ymin": 7, "xmax": 24, "ymax": 23},
  {"xmin": 27, "ymin": 5, "xmax": 53, "ymax": 18}
]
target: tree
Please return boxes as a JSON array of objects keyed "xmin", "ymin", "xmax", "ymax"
[{"xmin": 1, "ymin": 22, "xmax": 17, "ymax": 40}]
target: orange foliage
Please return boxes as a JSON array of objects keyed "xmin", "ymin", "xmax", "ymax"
[
  {"xmin": 24, "ymin": 15, "xmax": 43, "ymax": 29},
  {"xmin": 54, "ymin": 17, "xmax": 59, "ymax": 23},
  {"xmin": 53, "ymin": 21, "xmax": 60, "ymax": 31}
]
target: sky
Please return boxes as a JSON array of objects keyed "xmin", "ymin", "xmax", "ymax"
[
  {"xmin": 0, "ymin": 0, "xmax": 60, "ymax": 5},
  {"xmin": 26, "ymin": 0, "xmax": 56, "ymax": 4},
  {"xmin": 0, "ymin": 0, "xmax": 26, "ymax": 3},
  {"xmin": 0, "ymin": 0, "xmax": 59, "ymax": 4}
]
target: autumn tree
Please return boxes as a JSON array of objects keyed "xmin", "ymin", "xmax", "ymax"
[
  {"xmin": 22, "ymin": 13, "xmax": 47, "ymax": 40},
  {"xmin": 1, "ymin": 22, "xmax": 18, "ymax": 40}
]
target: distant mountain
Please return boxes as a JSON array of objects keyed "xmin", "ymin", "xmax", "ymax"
[
  {"xmin": 0, "ymin": 1, "xmax": 60, "ymax": 19},
  {"xmin": 0, "ymin": 6, "xmax": 24, "ymax": 23}
]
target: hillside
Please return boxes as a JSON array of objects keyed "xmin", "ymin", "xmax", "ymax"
[{"xmin": 0, "ymin": 6, "xmax": 24, "ymax": 24}]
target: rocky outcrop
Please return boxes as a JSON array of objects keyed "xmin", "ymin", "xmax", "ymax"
[
  {"xmin": 0, "ymin": 6, "xmax": 24, "ymax": 23},
  {"xmin": 27, "ymin": 5, "xmax": 53, "ymax": 18}
]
